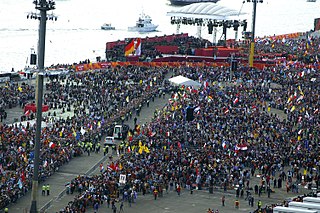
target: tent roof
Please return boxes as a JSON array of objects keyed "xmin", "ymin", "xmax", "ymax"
[
  {"xmin": 167, "ymin": 2, "xmax": 246, "ymax": 20},
  {"xmin": 169, "ymin": 75, "xmax": 201, "ymax": 88}
]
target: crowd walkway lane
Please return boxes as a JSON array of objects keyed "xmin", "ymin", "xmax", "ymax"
[
  {"xmin": 47, "ymin": 79, "xmax": 173, "ymax": 212},
  {"xmin": 8, "ymin": 151, "xmax": 107, "ymax": 213}
]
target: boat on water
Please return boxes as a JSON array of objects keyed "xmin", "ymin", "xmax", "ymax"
[
  {"xmin": 101, "ymin": 23, "xmax": 115, "ymax": 30},
  {"xmin": 307, "ymin": 0, "xmax": 316, "ymax": 2},
  {"xmin": 128, "ymin": 13, "xmax": 158, "ymax": 33},
  {"xmin": 170, "ymin": 0, "xmax": 219, "ymax": 6}
]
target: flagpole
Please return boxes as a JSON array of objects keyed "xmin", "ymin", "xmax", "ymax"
[{"xmin": 29, "ymin": 1, "xmax": 56, "ymax": 212}]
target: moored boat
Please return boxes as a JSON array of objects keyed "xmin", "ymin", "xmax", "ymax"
[
  {"xmin": 128, "ymin": 13, "xmax": 158, "ymax": 33},
  {"xmin": 101, "ymin": 23, "xmax": 115, "ymax": 30}
]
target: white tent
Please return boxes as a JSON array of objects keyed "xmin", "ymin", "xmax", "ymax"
[
  {"xmin": 167, "ymin": 2, "xmax": 247, "ymax": 20},
  {"xmin": 168, "ymin": 75, "xmax": 201, "ymax": 88}
]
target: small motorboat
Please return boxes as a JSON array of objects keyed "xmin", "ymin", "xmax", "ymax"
[{"xmin": 101, "ymin": 23, "xmax": 115, "ymax": 30}]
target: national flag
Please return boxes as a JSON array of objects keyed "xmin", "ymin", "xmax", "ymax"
[
  {"xmin": 0, "ymin": 164, "xmax": 4, "ymax": 174},
  {"xmin": 134, "ymin": 38, "xmax": 141, "ymax": 56},
  {"xmin": 72, "ymin": 128, "xmax": 77, "ymax": 137},
  {"xmin": 298, "ymin": 85, "xmax": 304, "ymax": 96},
  {"xmin": 21, "ymin": 171, "xmax": 26, "ymax": 182},
  {"xmin": 138, "ymin": 147, "xmax": 143, "ymax": 154},
  {"xmin": 224, "ymin": 108, "xmax": 229, "ymax": 114},
  {"xmin": 207, "ymin": 95, "xmax": 213, "ymax": 102},
  {"xmin": 203, "ymin": 81, "xmax": 209, "ymax": 89},
  {"xmin": 296, "ymin": 95, "xmax": 304, "ymax": 103},
  {"xmin": 49, "ymin": 142, "xmax": 56, "ymax": 149},
  {"xmin": 233, "ymin": 97, "xmax": 239, "ymax": 105},
  {"xmin": 236, "ymin": 144, "xmax": 248, "ymax": 151},
  {"xmin": 222, "ymin": 141, "xmax": 227, "ymax": 149},
  {"xmin": 306, "ymin": 34, "xmax": 312, "ymax": 50},
  {"xmin": 108, "ymin": 162, "xmax": 117, "ymax": 171},
  {"xmin": 124, "ymin": 38, "xmax": 135, "ymax": 56},
  {"xmin": 43, "ymin": 160, "xmax": 48, "ymax": 168},
  {"xmin": 144, "ymin": 146, "xmax": 150, "ymax": 153},
  {"xmin": 24, "ymin": 110, "xmax": 31, "ymax": 117},
  {"xmin": 99, "ymin": 163, "xmax": 104, "ymax": 173},
  {"xmin": 194, "ymin": 106, "xmax": 200, "ymax": 113},
  {"xmin": 290, "ymin": 106, "xmax": 296, "ymax": 112}
]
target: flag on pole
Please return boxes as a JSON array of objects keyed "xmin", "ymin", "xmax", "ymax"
[
  {"xmin": 134, "ymin": 38, "xmax": 141, "ymax": 56},
  {"xmin": 24, "ymin": 110, "xmax": 31, "ymax": 116},
  {"xmin": 233, "ymin": 97, "xmax": 239, "ymax": 105},
  {"xmin": 124, "ymin": 38, "xmax": 135, "ymax": 56}
]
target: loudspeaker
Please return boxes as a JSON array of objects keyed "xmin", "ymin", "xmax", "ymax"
[{"xmin": 30, "ymin": 54, "xmax": 37, "ymax": 65}]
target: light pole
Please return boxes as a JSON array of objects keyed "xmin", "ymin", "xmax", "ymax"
[
  {"xmin": 247, "ymin": 0, "xmax": 263, "ymax": 67},
  {"xmin": 29, "ymin": 1, "xmax": 56, "ymax": 212}
]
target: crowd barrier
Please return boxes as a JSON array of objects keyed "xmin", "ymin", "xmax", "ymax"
[{"xmin": 73, "ymin": 60, "xmax": 278, "ymax": 72}]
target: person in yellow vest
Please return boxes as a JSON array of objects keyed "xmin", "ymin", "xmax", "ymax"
[
  {"xmin": 42, "ymin": 184, "xmax": 46, "ymax": 196},
  {"xmin": 257, "ymin": 200, "xmax": 262, "ymax": 209}
]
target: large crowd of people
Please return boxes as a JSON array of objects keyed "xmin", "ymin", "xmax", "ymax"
[
  {"xmin": 0, "ymin": 32, "xmax": 319, "ymax": 212},
  {"xmin": 0, "ymin": 66, "xmax": 168, "ymax": 209},
  {"xmin": 56, "ymin": 36, "xmax": 319, "ymax": 212}
]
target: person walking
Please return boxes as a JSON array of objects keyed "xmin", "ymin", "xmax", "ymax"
[
  {"xmin": 42, "ymin": 184, "xmax": 46, "ymax": 196},
  {"xmin": 176, "ymin": 184, "xmax": 181, "ymax": 196},
  {"xmin": 153, "ymin": 188, "xmax": 158, "ymax": 200},
  {"xmin": 119, "ymin": 201, "xmax": 124, "ymax": 212},
  {"xmin": 46, "ymin": 184, "xmax": 50, "ymax": 196},
  {"xmin": 257, "ymin": 200, "xmax": 262, "ymax": 209},
  {"xmin": 221, "ymin": 195, "xmax": 225, "ymax": 206},
  {"xmin": 235, "ymin": 199, "xmax": 240, "ymax": 209},
  {"xmin": 93, "ymin": 202, "xmax": 99, "ymax": 213},
  {"xmin": 251, "ymin": 196, "xmax": 254, "ymax": 207}
]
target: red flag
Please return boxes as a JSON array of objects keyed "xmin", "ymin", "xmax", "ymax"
[
  {"xmin": 233, "ymin": 97, "xmax": 239, "ymax": 105},
  {"xmin": 108, "ymin": 162, "xmax": 116, "ymax": 171},
  {"xmin": 224, "ymin": 108, "xmax": 229, "ymax": 114},
  {"xmin": 21, "ymin": 170, "xmax": 26, "ymax": 182},
  {"xmin": 125, "ymin": 38, "xmax": 135, "ymax": 56},
  {"xmin": 24, "ymin": 110, "xmax": 30, "ymax": 116}
]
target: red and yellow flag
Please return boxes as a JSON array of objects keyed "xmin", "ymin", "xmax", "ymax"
[{"xmin": 125, "ymin": 39, "xmax": 135, "ymax": 56}]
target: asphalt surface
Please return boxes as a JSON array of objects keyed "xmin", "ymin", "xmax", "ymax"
[{"xmin": 3, "ymin": 77, "xmax": 314, "ymax": 213}]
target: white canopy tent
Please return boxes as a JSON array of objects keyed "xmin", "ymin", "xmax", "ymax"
[
  {"xmin": 169, "ymin": 75, "xmax": 201, "ymax": 88},
  {"xmin": 167, "ymin": 3, "xmax": 247, "ymax": 21}
]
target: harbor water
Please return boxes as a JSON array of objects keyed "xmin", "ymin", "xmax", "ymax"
[{"xmin": 0, "ymin": 0, "xmax": 320, "ymax": 72}]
